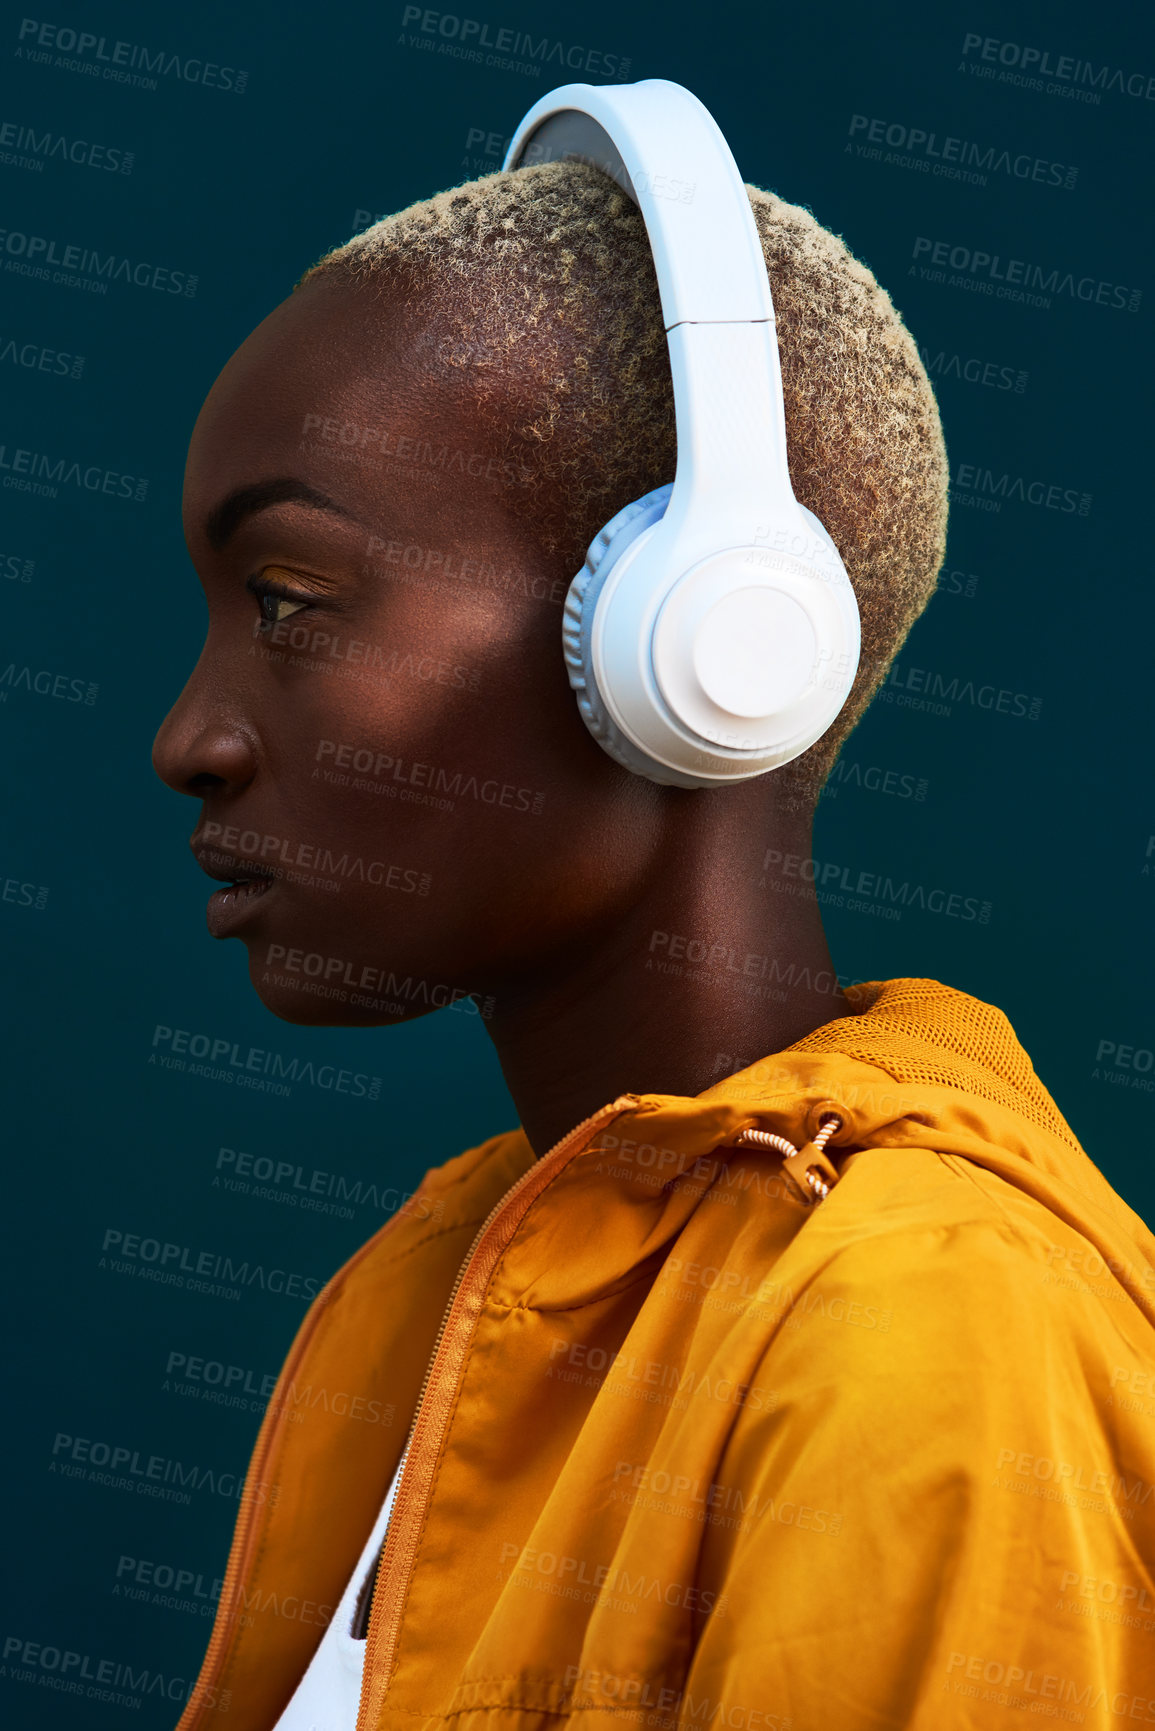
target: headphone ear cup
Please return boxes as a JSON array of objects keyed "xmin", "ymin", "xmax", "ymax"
[{"xmin": 562, "ymin": 484, "xmax": 674, "ymax": 777}]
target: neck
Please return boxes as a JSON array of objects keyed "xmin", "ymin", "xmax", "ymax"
[{"xmin": 484, "ymin": 798, "xmax": 850, "ymax": 1156}]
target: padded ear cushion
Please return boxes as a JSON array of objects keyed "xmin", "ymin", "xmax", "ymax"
[{"xmin": 561, "ymin": 484, "xmax": 674, "ymax": 779}]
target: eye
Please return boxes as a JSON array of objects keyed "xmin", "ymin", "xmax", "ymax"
[{"xmin": 245, "ymin": 567, "xmax": 312, "ymax": 629}]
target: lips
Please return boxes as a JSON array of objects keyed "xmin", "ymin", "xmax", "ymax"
[
  {"xmin": 192, "ymin": 842, "xmax": 275, "ymax": 887},
  {"xmin": 191, "ymin": 839, "xmax": 277, "ymax": 939}
]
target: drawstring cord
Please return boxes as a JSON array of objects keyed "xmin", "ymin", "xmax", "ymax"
[{"xmin": 735, "ymin": 1113, "xmax": 844, "ymax": 1205}]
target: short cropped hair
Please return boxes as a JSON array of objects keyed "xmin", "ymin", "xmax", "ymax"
[{"xmin": 298, "ymin": 160, "xmax": 948, "ymax": 803}]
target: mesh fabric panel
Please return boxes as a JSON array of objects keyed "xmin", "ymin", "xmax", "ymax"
[{"xmin": 788, "ymin": 978, "xmax": 1081, "ymax": 1152}]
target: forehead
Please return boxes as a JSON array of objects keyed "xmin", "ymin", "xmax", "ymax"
[{"xmin": 183, "ymin": 277, "xmax": 455, "ymax": 529}]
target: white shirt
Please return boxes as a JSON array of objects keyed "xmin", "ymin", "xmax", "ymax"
[{"xmin": 272, "ymin": 1445, "xmax": 407, "ymax": 1730}]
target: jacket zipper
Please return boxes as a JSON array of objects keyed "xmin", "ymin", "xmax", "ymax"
[
  {"xmin": 355, "ymin": 1094, "xmax": 638, "ymax": 1729},
  {"xmin": 174, "ymin": 1188, "xmax": 442, "ymax": 1730}
]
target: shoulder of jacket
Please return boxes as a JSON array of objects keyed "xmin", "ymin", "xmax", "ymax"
[
  {"xmin": 739, "ymin": 1146, "xmax": 1148, "ymax": 1366},
  {"xmin": 421, "ymin": 1125, "xmax": 531, "ymax": 1197}
]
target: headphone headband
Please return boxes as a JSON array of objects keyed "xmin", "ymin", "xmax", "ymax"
[
  {"xmin": 503, "ymin": 80, "xmax": 773, "ymax": 327},
  {"xmin": 503, "ymin": 80, "xmax": 794, "ymax": 526},
  {"xmin": 500, "ymin": 80, "xmax": 861, "ymax": 788}
]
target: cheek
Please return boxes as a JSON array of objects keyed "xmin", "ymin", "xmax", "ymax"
[
  {"xmin": 264, "ymin": 587, "xmax": 566, "ymax": 834},
  {"xmin": 244, "ymin": 636, "xmax": 543, "ymax": 963},
  {"xmin": 244, "ymin": 584, "xmax": 655, "ymax": 978},
  {"xmin": 258, "ymin": 600, "xmax": 484, "ymax": 799},
  {"xmin": 268, "ymin": 674, "xmax": 476, "ymax": 908}
]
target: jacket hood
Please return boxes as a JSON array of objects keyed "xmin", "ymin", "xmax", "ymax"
[{"xmin": 689, "ymin": 977, "xmax": 1155, "ymax": 1324}]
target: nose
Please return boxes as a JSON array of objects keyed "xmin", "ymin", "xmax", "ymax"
[{"xmin": 152, "ymin": 653, "xmax": 259, "ymax": 798}]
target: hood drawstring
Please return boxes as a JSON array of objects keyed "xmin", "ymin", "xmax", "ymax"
[{"xmin": 735, "ymin": 1112, "xmax": 844, "ymax": 1206}]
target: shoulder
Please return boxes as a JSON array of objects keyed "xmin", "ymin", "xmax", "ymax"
[
  {"xmin": 420, "ymin": 1125, "xmax": 534, "ymax": 1203},
  {"xmin": 749, "ymin": 1144, "xmax": 1151, "ymax": 1393}
]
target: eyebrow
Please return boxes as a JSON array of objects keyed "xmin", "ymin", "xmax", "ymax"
[{"xmin": 203, "ymin": 477, "xmax": 358, "ymax": 551}]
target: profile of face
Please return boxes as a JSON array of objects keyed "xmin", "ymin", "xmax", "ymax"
[{"xmin": 152, "ymin": 276, "xmax": 711, "ymax": 1031}]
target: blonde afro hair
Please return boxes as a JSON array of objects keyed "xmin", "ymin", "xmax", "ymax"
[{"xmin": 298, "ymin": 160, "xmax": 948, "ymax": 804}]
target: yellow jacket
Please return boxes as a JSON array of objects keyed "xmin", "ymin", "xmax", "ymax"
[{"xmin": 177, "ymin": 979, "xmax": 1155, "ymax": 1730}]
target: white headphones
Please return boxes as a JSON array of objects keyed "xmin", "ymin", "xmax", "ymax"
[{"xmin": 502, "ymin": 79, "xmax": 861, "ymax": 789}]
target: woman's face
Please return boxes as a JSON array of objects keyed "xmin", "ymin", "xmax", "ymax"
[{"xmin": 152, "ymin": 277, "xmax": 663, "ymax": 1028}]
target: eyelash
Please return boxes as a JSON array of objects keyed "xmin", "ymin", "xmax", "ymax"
[{"xmin": 245, "ymin": 570, "xmax": 312, "ymax": 629}]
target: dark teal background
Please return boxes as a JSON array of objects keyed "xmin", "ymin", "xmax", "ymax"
[{"xmin": 2, "ymin": 0, "xmax": 1152, "ymax": 1723}]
